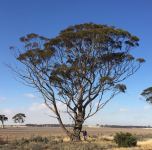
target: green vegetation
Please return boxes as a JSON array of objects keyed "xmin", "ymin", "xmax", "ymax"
[
  {"xmin": 12, "ymin": 113, "xmax": 26, "ymax": 125},
  {"xmin": 114, "ymin": 132, "xmax": 137, "ymax": 147},
  {"xmin": 0, "ymin": 136, "xmax": 105, "ymax": 150},
  {"xmin": 0, "ymin": 115, "xmax": 8, "ymax": 128},
  {"xmin": 11, "ymin": 23, "xmax": 144, "ymax": 141},
  {"xmin": 141, "ymin": 87, "xmax": 152, "ymax": 103}
]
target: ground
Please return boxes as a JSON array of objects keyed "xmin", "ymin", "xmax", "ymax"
[{"xmin": 0, "ymin": 127, "xmax": 152, "ymax": 149}]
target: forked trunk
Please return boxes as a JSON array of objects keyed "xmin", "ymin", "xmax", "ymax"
[
  {"xmin": 58, "ymin": 119, "xmax": 83, "ymax": 141},
  {"xmin": 53, "ymin": 94, "xmax": 84, "ymax": 142},
  {"xmin": 71, "ymin": 122, "xmax": 83, "ymax": 141},
  {"xmin": 70, "ymin": 111, "xmax": 84, "ymax": 141},
  {"xmin": 58, "ymin": 112, "xmax": 84, "ymax": 141}
]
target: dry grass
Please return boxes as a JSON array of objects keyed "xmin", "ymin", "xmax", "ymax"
[
  {"xmin": 1, "ymin": 127, "xmax": 152, "ymax": 149},
  {"xmin": 137, "ymin": 139, "xmax": 152, "ymax": 150},
  {"xmin": 1, "ymin": 127, "xmax": 152, "ymax": 140}
]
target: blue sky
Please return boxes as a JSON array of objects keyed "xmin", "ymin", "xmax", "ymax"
[{"xmin": 0, "ymin": 0, "xmax": 152, "ymax": 125}]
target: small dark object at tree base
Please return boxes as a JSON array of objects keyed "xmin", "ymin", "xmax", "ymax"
[{"xmin": 82, "ymin": 130, "xmax": 87, "ymax": 141}]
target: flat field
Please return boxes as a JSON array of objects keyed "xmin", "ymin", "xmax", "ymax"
[
  {"xmin": 1, "ymin": 127, "xmax": 152, "ymax": 149},
  {"xmin": 1, "ymin": 127, "xmax": 152, "ymax": 139}
]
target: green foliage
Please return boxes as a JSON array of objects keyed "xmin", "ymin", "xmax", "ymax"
[
  {"xmin": 14, "ymin": 136, "xmax": 49, "ymax": 145},
  {"xmin": 30, "ymin": 136, "xmax": 49, "ymax": 143},
  {"xmin": 0, "ymin": 115, "xmax": 8, "ymax": 128},
  {"xmin": 114, "ymin": 132, "xmax": 137, "ymax": 147},
  {"xmin": 136, "ymin": 58, "xmax": 145, "ymax": 63},
  {"xmin": 12, "ymin": 23, "xmax": 145, "ymax": 140},
  {"xmin": 0, "ymin": 115, "xmax": 8, "ymax": 121},
  {"xmin": 12, "ymin": 113, "xmax": 26, "ymax": 123},
  {"xmin": 115, "ymin": 84, "xmax": 127, "ymax": 93},
  {"xmin": 141, "ymin": 87, "xmax": 152, "ymax": 103}
]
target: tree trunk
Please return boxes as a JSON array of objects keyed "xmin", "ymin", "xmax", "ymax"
[
  {"xmin": 70, "ymin": 91, "xmax": 85, "ymax": 141},
  {"xmin": 71, "ymin": 121, "xmax": 83, "ymax": 141},
  {"xmin": 71, "ymin": 111, "xmax": 84, "ymax": 141},
  {"xmin": 51, "ymin": 93, "xmax": 85, "ymax": 142},
  {"xmin": 1, "ymin": 121, "xmax": 4, "ymax": 129},
  {"xmin": 56, "ymin": 109, "xmax": 84, "ymax": 142}
]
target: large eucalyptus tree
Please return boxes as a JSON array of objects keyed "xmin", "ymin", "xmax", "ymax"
[{"xmin": 11, "ymin": 23, "xmax": 144, "ymax": 141}]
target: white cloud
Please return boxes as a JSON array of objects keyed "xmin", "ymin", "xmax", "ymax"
[
  {"xmin": 27, "ymin": 102, "xmax": 57, "ymax": 124},
  {"xmin": 119, "ymin": 108, "xmax": 128, "ymax": 112},
  {"xmin": 144, "ymin": 105, "xmax": 152, "ymax": 110},
  {"xmin": 2, "ymin": 109, "xmax": 13, "ymax": 115},
  {"xmin": 56, "ymin": 102, "xmax": 67, "ymax": 112},
  {"xmin": 29, "ymin": 103, "xmax": 47, "ymax": 111},
  {"xmin": 0, "ymin": 103, "xmax": 54, "ymax": 125},
  {"xmin": 24, "ymin": 93, "xmax": 36, "ymax": 99},
  {"xmin": 27, "ymin": 102, "xmax": 71, "ymax": 124}
]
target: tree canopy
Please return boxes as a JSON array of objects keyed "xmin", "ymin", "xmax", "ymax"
[
  {"xmin": 141, "ymin": 87, "xmax": 152, "ymax": 103},
  {"xmin": 0, "ymin": 115, "xmax": 8, "ymax": 128},
  {"xmin": 11, "ymin": 23, "xmax": 145, "ymax": 141},
  {"xmin": 12, "ymin": 113, "xmax": 26, "ymax": 124}
]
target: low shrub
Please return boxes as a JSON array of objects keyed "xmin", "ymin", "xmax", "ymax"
[
  {"xmin": 0, "ymin": 137, "xmax": 8, "ymax": 145},
  {"xmin": 25, "ymin": 142, "xmax": 45, "ymax": 150},
  {"xmin": 30, "ymin": 136, "xmax": 49, "ymax": 143},
  {"xmin": 114, "ymin": 132, "xmax": 137, "ymax": 147}
]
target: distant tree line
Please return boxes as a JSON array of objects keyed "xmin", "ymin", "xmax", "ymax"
[
  {"xmin": 25, "ymin": 124, "xmax": 74, "ymax": 127},
  {"xmin": 100, "ymin": 124, "xmax": 152, "ymax": 128}
]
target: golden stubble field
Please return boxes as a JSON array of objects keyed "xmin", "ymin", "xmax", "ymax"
[{"xmin": 1, "ymin": 127, "xmax": 152, "ymax": 149}]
